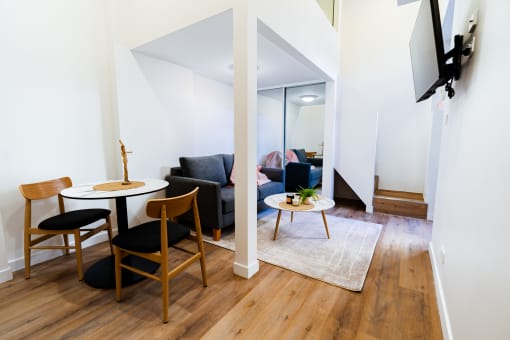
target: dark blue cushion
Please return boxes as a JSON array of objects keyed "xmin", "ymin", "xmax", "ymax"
[
  {"xmin": 112, "ymin": 220, "xmax": 190, "ymax": 253},
  {"xmin": 38, "ymin": 209, "xmax": 110, "ymax": 230},
  {"xmin": 293, "ymin": 149, "xmax": 308, "ymax": 163},
  {"xmin": 257, "ymin": 181, "xmax": 284, "ymax": 201},
  {"xmin": 180, "ymin": 155, "xmax": 227, "ymax": 187}
]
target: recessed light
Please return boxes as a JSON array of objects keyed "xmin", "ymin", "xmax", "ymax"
[{"xmin": 300, "ymin": 95, "xmax": 318, "ymax": 103}]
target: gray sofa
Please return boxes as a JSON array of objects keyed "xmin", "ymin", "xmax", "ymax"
[{"xmin": 165, "ymin": 154, "xmax": 284, "ymax": 240}]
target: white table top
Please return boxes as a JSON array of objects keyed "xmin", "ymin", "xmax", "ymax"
[
  {"xmin": 61, "ymin": 178, "xmax": 169, "ymax": 200},
  {"xmin": 264, "ymin": 192, "xmax": 335, "ymax": 212}
]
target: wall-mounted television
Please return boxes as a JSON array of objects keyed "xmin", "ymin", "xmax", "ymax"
[{"xmin": 410, "ymin": 0, "xmax": 463, "ymax": 102}]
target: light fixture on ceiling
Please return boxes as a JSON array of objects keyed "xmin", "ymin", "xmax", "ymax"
[{"xmin": 300, "ymin": 95, "xmax": 318, "ymax": 103}]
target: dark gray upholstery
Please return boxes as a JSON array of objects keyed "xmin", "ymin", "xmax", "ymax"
[
  {"xmin": 180, "ymin": 155, "xmax": 228, "ymax": 187},
  {"xmin": 166, "ymin": 154, "xmax": 284, "ymax": 236}
]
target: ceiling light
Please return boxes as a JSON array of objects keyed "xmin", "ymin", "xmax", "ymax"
[{"xmin": 300, "ymin": 95, "xmax": 318, "ymax": 103}]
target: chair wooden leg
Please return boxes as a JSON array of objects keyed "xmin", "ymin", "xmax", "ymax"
[
  {"xmin": 195, "ymin": 229, "xmax": 208, "ymax": 287},
  {"xmin": 106, "ymin": 216, "xmax": 113, "ymax": 255},
  {"xmin": 74, "ymin": 230, "xmax": 84, "ymax": 281},
  {"xmin": 161, "ymin": 259, "xmax": 169, "ymax": 323},
  {"xmin": 24, "ymin": 232, "xmax": 31, "ymax": 279},
  {"xmin": 212, "ymin": 228, "xmax": 221, "ymax": 241},
  {"xmin": 114, "ymin": 247, "xmax": 122, "ymax": 302},
  {"xmin": 63, "ymin": 235, "xmax": 70, "ymax": 255}
]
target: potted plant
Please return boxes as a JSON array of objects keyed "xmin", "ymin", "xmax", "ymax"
[{"xmin": 296, "ymin": 186, "xmax": 319, "ymax": 205}]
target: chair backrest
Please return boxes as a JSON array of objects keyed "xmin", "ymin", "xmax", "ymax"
[
  {"xmin": 146, "ymin": 187, "xmax": 199, "ymax": 220},
  {"xmin": 19, "ymin": 177, "xmax": 72, "ymax": 201}
]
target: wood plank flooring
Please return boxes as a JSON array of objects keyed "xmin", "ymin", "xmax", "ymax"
[{"xmin": 0, "ymin": 201, "xmax": 442, "ymax": 339}]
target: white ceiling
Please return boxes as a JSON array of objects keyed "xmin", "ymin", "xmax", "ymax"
[{"xmin": 133, "ymin": 10, "xmax": 324, "ymax": 90}]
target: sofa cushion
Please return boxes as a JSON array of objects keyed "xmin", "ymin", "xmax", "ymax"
[
  {"xmin": 220, "ymin": 185, "xmax": 235, "ymax": 214},
  {"xmin": 180, "ymin": 155, "xmax": 228, "ymax": 186},
  {"xmin": 222, "ymin": 154, "xmax": 234, "ymax": 179},
  {"xmin": 257, "ymin": 181, "xmax": 284, "ymax": 201},
  {"xmin": 293, "ymin": 149, "xmax": 308, "ymax": 163}
]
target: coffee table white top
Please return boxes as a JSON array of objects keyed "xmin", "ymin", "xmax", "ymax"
[
  {"xmin": 264, "ymin": 193, "xmax": 335, "ymax": 212},
  {"xmin": 61, "ymin": 178, "xmax": 168, "ymax": 200}
]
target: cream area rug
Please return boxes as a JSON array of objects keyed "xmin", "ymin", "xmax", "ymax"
[{"xmin": 204, "ymin": 211, "xmax": 382, "ymax": 292}]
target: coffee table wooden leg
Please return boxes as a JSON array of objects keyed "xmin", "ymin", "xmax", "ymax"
[
  {"xmin": 273, "ymin": 209, "xmax": 283, "ymax": 240},
  {"xmin": 291, "ymin": 211, "xmax": 294, "ymax": 223},
  {"xmin": 321, "ymin": 211, "xmax": 330, "ymax": 239}
]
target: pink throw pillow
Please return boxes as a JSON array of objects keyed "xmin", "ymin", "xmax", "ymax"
[
  {"xmin": 230, "ymin": 163, "xmax": 272, "ymax": 186},
  {"xmin": 285, "ymin": 150, "xmax": 299, "ymax": 164}
]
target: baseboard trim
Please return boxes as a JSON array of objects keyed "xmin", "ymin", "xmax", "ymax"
[
  {"xmin": 233, "ymin": 260, "xmax": 259, "ymax": 279},
  {"xmin": 429, "ymin": 242, "xmax": 454, "ymax": 340},
  {"xmin": 0, "ymin": 266, "xmax": 13, "ymax": 283},
  {"xmin": 365, "ymin": 204, "xmax": 374, "ymax": 213},
  {"xmin": 8, "ymin": 233, "xmax": 110, "ymax": 273}
]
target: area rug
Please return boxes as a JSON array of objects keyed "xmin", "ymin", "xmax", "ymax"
[{"xmin": 204, "ymin": 211, "xmax": 382, "ymax": 292}]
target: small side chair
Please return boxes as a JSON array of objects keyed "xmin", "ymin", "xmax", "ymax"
[
  {"xmin": 112, "ymin": 187, "xmax": 207, "ymax": 323},
  {"xmin": 19, "ymin": 176, "xmax": 113, "ymax": 280}
]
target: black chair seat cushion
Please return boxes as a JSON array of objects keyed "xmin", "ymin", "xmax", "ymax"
[
  {"xmin": 38, "ymin": 209, "xmax": 110, "ymax": 230},
  {"xmin": 112, "ymin": 220, "xmax": 190, "ymax": 253}
]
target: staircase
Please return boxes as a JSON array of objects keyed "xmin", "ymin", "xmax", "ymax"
[{"xmin": 373, "ymin": 177, "xmax": 428, "ymax": 219}]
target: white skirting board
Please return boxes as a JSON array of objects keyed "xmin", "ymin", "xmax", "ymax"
[
  {"xmin": 6, "ymin": 232, "xmax": 110, "ymax": 279},
  {"xmin": 233, "ymin": 260, "xmax": 259, "ymax": 279},
  {"xmin": 429, "ymin": 242, "xmax": 454, "ymax": 340}
]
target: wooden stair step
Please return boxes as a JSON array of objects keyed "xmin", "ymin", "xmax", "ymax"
[
  {"xmin": 373, "ymin": 190, "xmax": 427, "ymax": 219},
  {"xmin": 374, "ymin": 189, "xmax": 424, "ymax": 201}
]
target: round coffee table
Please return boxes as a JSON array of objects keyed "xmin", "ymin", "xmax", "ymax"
[{"xmin": 264, "ymin": 193, "xmax": 335, "ymax": 240}]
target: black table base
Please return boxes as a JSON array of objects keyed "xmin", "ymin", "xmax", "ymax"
[{"xmin": 84, "ymin": 255, "xmax": 159, "ymax": 289}]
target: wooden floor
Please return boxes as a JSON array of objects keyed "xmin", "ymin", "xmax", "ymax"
[{"xmin": 0, "ymin": 201, "xmax": 442, "ymax": 340}]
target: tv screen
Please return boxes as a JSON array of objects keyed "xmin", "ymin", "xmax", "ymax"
[{"xmin": 409, "ymin": 0, "xmax": 447, "ymax": 102}]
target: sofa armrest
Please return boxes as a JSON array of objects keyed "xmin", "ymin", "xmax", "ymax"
[
  {"xmin": 165, "ymin": 175, "xmax": 224, "ymax": 229},
  {"xmin": 307, "ymin": 158, "xmax": 323, "ymax": 167},
  {"xmin": 285, "ymin": 162, "xmax": 312, "ymax": 192},
  {"xmin": 260, "ymin": 167, "xmax": 283, "ymax": 182}
]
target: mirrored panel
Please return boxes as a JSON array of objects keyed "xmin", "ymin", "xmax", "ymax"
[{"xmin": 285, "ymin": 83, "xmax": 325, "ymax": 158}]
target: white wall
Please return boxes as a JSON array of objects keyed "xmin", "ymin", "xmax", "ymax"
[
  {"xmin": 114, "ymin": 50, "xmax": 234, "ymax": 225},
  {"xmin": 430, "ymin": 1, "xmax": 510, "ymax": 339},
  {"xmin": 339, "ymin": 0, "xmax": 432, "ymax": 195},
  {"xmin": 0, "ymin": 0, "xmax": 116, "ymax": 278},
  {"xmin": 287, "ymin": 105, "xmax": 325, "ymax": 153},
  {"xmin": 257, "ymin": 92, "xmax": 284, "ymax": 164}
]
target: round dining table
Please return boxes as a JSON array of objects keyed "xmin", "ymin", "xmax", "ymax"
[{"xmin": 61, "ymin": 178, "xmax": 169, "ymax": 288}]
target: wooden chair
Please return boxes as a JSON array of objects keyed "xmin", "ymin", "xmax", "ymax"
[
  {"xmin": 112, "ymin": 187, "xmax": 207, "ymax": 323},
  {"xmin": 19, "ymin": 177, "xmax": 113, "ymax": 280}
]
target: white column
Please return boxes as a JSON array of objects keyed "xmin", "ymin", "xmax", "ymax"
[
  {"xmin": 0, "ymin": 209, "xmax": 13, "ymax": 283},
  {"xmin": 232, "ymin": 0, "xmax": 259, "ymax": 278},
  {"xmin": 321, "ymin": 80, "xmax": 337, "ymax": 199}
]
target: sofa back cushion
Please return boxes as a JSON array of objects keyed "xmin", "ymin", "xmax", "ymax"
[
  {"xmin": 222, "ymin": 154, "xmax": 234, "ymax": 179},
  {"xmin": 180, "ymin": 155, "xmax": 228, "ymax": 186},
  {"xmin": 293, "ymin": 149, "xmax": 308, "ymax": 163}
]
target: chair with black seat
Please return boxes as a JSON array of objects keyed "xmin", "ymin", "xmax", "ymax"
[
  {"xmin": 112, "ymin": 187, "xmax": 207, "ymax": 323},
  {"xmin": 19, "ymin": 177, "xmax": 113, "ymax": 280}
]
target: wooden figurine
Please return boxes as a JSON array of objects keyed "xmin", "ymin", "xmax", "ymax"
[{"xmin": 119, "ymin": 140, "xmax": 132, "ymax": 185}]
